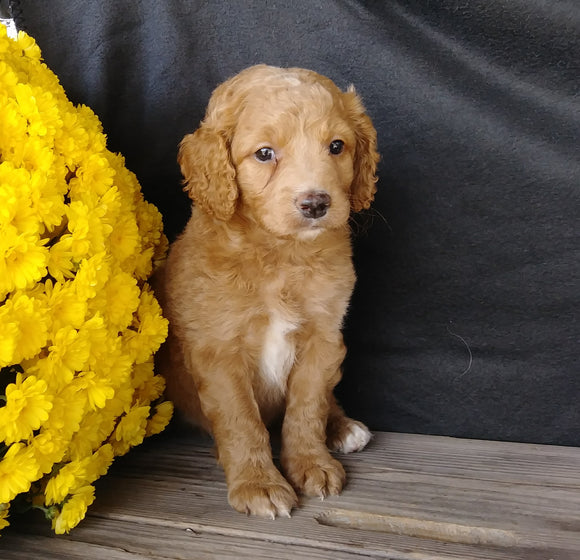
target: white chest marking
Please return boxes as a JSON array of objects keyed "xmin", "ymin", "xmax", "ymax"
[{"xmin": 260, "ymin": 313, "xmax": 298, "ymax": 391}]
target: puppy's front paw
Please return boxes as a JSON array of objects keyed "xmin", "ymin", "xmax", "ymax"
[
  {"xmin": 327, "ymin": 418, "xmax": 372, "ymax": 454},
  {"xmin": 283, "ymin": 453, "xmax": 346, "ymax": 499},
  {"xmin": 228, "ymin": 468, "xmax": 298, "ymax": 519}
]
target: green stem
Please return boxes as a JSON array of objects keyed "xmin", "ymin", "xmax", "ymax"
[{"xmin": 32, "ymin": 504, "xmax": 60, "ymax": 520}]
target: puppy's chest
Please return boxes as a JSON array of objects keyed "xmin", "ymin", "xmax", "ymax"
[
  {"xmin": 259, "ymin": 310, "xmax": 298, "ymax": 392},
  {"xmin": 255, "ymin": 269, "xmax": 347, "ymax": 393}
]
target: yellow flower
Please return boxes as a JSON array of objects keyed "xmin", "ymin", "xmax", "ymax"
[
  {"xmin": 11, "ymin": 125, "xmax": 56, "ymax": 170},
  {"xmin": 44, "ymin": 443, "xmax": 114, "ymax": 506},
  {"xmin": 103, "ymin": 383, "xmax": 134, "ymax": 418},
  {"xmin": 124, "ymin": 286, "xmax": 168, "ymax": 364},
  {"xmin": 29, "ymin": 170, "xmax": 67, "ymax": 233},
  {"xmin": 41, "ymin": 382, "xmax": 88, "ymax": 438},
  {"xmin": 51, "ymin": 485, "xmax": 95, "ymax": 534},
  {"xmin": 13, "ymin": 83, "xmax": 40, "ymax": 124},
  {"xmin": 66, "ymin": 199, "xmax": 111, "ymax": 257},
  {"xmin": 136, "ymin": 200, "xmax": 164, "ymax": 249},
  {"xmin": 110, "ymin": 216, "xmax": 141, "ymax": 266},
  {"xmin": 29, "ymin": 430, "xmax": 69, "ymax": 476},
  {"xmin": 132, "ymin": 361, "xmax": 165, "ymax": 404},
  {"xmin": 0, "ymin": 28, "xmax": 170, "ymax": 533},
  {"xmin": 0, "ymin": 102, "xmax": 26, "ymax": 156},
  {"xmin": 146, "ymin": 401, "xmax": 174, "ymax": 437},
  {"xmin": 54, "ymin": 112, "xmax": 90, "ymax": 166},
  {"xmin": 0, "ymin": 292, "xmax": 49, "ymax": 367},
  {"xmin": 90, "ymin": 270, "xmax": 140, "ymax": 333},
  {"xmin": 76, "ymin": 371, "xmax": 115, "ymax": 411},
  {"xmin": 0, "ymin": 373, "xmax": 53, "ymax": 444},
  {"xmin": 47, "ymin": 234, "xmax": 76, "ymax": 283},
  {"xmin": 79, "ymin": 314, "xmax": 110, "ymax": 370},
  {"xmin": 0, "ymin": 225, "xmax": 49, "ymax": 299},
  {"xmin": 15, "ymin": 30, "xmax": 42, "ymax": 61},
  {"xmin": 41, "ymin": 279, "xmax": 88, "ymax": 334},
  {"xmin": 131, "ymin": 360, "xmax": 157, "ymax": 388},
  {"xmin": 83, "ymin": 443, "xmax": 114, "ymax": 482},
  {"xmin": 0, "ymin": 165, "xmax": 39, "ymax": 235},
  {"xmin": 95, "ymin": 184, "xmax": 122, "ymax": 228},
  {"xmin": 101, "ymin": 346, "xmax": 132, "ymax": 390},
  {"xmin": 70, "ymin": 153, "xmax": 115, "ymax": 198},
  {"xmin": 44, "ymin": 465, "xmax": 79, "ymax": 507},
  {"xmin": 0, "ymin": 442, "xmax": 39, "ymax": 503},
  {"xmin": 75, "ymin": 106, "xmax": 106, "ymax": 153},
  {"xmin": 72, "ymin": 252, "xmax": 109, "ymax": 300},
  {"xmin": 0, "ymin": 323, "xmax": 18, "ymax": 367},
  {"xmin": 68, "ymin": 408, "xmax": 117, "ymax": 461},
  {"xmin": 105, "ymin": 152, "xmax": 140, "ymax": 203},
  {"xmin": 28, "ymin": 325, "xmax": 91, "ymax": 390},
  {"xmin": 112, "ymin": 405, "xmax": 150, "ymax": 455}
]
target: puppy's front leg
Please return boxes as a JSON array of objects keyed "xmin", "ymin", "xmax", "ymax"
[
  {"xmin": 197, "ymin": 364, "xmax": 298, "ymax": 518},
  {"xmin": 281, "ymin": 333, "xmax": 347, "ymax": 498}
]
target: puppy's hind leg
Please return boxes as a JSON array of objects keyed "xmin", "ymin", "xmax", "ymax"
[{"xmin": 326, "ymin": 394, "xmax": 372, "ymax": 454}]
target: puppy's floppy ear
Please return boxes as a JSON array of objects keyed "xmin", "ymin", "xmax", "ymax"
[
  {"xmin": 344, "ymin": 87, "xmax": 380, "ymax": 212},
  {"xmin": 178, "ymin": 112, "xmax": 238, "ymax": 221}
]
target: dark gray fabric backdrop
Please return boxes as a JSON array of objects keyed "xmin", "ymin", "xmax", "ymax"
[{"xmin": 14, "ymin": 0, "xmax": 580, "ymax": 445}]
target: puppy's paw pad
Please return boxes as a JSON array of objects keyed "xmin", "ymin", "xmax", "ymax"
[
  {"xmin": 228, "ymin": 474, "xmax": 298, "ymax": 518},
  {"xmin": 285, "ymin": 455, "xmax": 346, "ymax": 498}
]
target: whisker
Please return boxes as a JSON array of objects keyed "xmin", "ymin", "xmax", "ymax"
[{"xmin": 349, "ymin": 207, "xmax": 391, "ymax": 236}]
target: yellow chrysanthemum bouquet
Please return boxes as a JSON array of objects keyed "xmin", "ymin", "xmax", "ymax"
[{"xmin": 0, "ymin": 27, "xmax": 173, "ymax": 533}]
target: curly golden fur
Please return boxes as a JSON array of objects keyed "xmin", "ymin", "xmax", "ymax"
[{"xmin": 154, "ymin": 65, "xmax": 379, "ymax": 518}]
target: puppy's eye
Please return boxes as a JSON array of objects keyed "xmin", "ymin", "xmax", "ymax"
[
  {"xmin": 329, "ymin": 139, "xmax": 345, "ymax": 155},
  {"xmin": 255, "ymin": 147, "xmax": 276, "ymax": 162}
]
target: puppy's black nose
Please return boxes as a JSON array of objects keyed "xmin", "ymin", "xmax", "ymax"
[{"xmin": 297, "ymin": 191, "xmax": 331, "ymax": 219}]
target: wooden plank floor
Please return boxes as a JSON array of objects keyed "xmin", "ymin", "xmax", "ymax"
[{"xmin": 3, "ymin": 430, "xmax": 580, "ymax": 559}]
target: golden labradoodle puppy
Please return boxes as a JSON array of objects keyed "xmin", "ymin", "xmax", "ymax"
[{"xmin": 155, "ymin": 64, "xmax": 379, "ymax": 518}]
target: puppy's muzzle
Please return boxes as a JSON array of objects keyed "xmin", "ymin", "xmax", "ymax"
[{"xmin": 296, "ymin": 190, "xmax": 331, "ymax": 219}]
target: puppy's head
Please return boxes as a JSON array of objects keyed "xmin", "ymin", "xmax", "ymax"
[{"xmin": 178, "ymin": 65, "xmax": 379, "ymax": 235}]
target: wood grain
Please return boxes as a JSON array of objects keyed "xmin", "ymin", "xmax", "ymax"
[{"xmin": 3, "ymin": 431, "xmax": 580, "ymax": 559}]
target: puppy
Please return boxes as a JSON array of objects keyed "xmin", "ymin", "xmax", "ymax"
[{"xmin": 155, "ymin": 65, "xmax": 379, "ymax": 518}]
